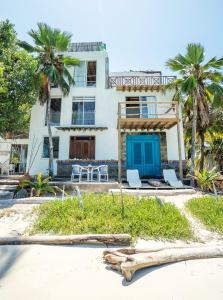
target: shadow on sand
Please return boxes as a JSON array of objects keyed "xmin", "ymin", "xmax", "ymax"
[{"xmin": 0, "ymin": 245, "xmax": 26, "ymax": 280}]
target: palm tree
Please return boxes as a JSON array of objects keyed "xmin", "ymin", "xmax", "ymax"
[
  {"xmin": 166, "ymin": 43, "xmax": 223, "ymax": 185},
  {"xmin": 20, "ymin": 23, "xmax": 79, "ymax": 176}
]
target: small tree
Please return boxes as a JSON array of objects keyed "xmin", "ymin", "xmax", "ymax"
[
  {"xmin": 20, "ymin": 23, "xmax": 79, "ymax": 176},
  {"xmin": 0, "ymin": 20, "xmax": 37, "ymax": 137}
]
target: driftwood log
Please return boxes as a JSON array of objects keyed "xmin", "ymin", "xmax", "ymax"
[
  {"xmin": 103, "ymin": 245, "xmax": 223, "ymax": 281},
  {"xmin": 0, "ymin": 234, "xmax": 131, "ymax": 246}
]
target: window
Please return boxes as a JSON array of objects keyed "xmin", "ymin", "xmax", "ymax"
[
  {"xmin": 126, "ymin": 96, "xmax": 157, "ymax": 118},
  {"xmin": 69, "ymin": 136, "xmax": 95, "ymax": 159},
  {"xmin": 42, "ymin": 137, "xmax": 59, "ymax": 159},
  {"xmin": 74, "ymin": 61, "xmax": 96, "ymax": 87},
  {"xmin": 72, "ymin": 97, "xmax": 95, "ymax": 125},
  {"xmin": 45, "ymin": 98, "xmax": 61, "ymax": 126}
]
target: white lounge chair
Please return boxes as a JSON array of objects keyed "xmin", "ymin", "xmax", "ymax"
[
  {"xmin": 163, "ymin": 169, "xmax": 183, "ymax": 188},
  {"xmin": 127, "ymin": 169, "xmax": 142, "ymax": 188}
]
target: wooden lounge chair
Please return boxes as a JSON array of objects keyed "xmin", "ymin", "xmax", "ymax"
[
  {"xmin": 126, "ymin": 169, "xmax": 142, "ymax": 188},
  {"xmin": 163, "ymin": 169, "xmax": 183, "ymax": 188}
]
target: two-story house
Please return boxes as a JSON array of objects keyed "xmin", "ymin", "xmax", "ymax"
[{"xmin": 27, "ymin": 42, "xmax": 185, "ymax": 180}]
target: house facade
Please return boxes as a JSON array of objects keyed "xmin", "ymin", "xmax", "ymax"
[{"xmin": 26, "ymin": 42, "xmax": 185, "ymax": 179}]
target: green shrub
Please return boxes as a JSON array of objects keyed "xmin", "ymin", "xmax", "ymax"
[
  {"xmin": 31, "ymin": 193, "xmax": 193, "ymax": 240},
  {"xmin": 194, "ymin": 167, "xmax": 220, "ymax": 192},
  {"xmin": 186, "ymin": 196, "xmax": 223, "ymax": 234}
]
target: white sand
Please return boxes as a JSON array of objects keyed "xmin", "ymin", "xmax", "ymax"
[{"xmin": 1, "ymin": 244, "xmax": 223, "ymax": 300}]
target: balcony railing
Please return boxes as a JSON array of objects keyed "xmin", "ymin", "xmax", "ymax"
[
  {"xmin": 109, "ymin": 75, "xmax": 176, "ymax": 88},
  {"xmin": 118, "ymin": 101, "xmax": 177, "ymax": 119}
]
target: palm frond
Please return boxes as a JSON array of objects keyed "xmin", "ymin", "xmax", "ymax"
[{"xmin": 186, "ymin": 43, "xmax": 204, "ymax": 64}]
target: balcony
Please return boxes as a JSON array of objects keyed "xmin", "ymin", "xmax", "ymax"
[
  {"xmin": 118, "ymin": 101, "xmax": 178, "ymax": 130},
  {"xmin": 109, "ymin": 75, "xmax": 176, "ymax": 91}
]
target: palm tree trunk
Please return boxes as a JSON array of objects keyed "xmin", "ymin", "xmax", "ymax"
[
  {"xmin": 190, "ymin": 93, "xmax": 198, "ymax": 186},
  {"xmin": 46, "ymin": 89, "xmax": 54, "ymax": 177},
  {"xmin": 199, "ymin": 130, "xmax": 205, "ymax": 172}
]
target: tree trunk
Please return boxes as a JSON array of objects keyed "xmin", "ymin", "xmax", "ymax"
[
  {"xmin": 104, "ymin": 245, "xmax": 223, "ymax": 281},
  {"xmin": 46, "ymin": 89, "xmax": 54, "ymax": 177},
  {"xmin": 199, "ymin": 131, "xmax": 205, "ymax": 172},
  {"xmin": 190, "ymin": 93, "xmax": 198, "ymax": 186},
  {"xmin": 0, "ymin": 234, "xmax": 131, "ymax": 246}
]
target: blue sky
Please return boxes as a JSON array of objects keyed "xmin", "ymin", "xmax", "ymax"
[{"xmin": 1, "ymin": 0, "xmax": 223, "ymax": 74}]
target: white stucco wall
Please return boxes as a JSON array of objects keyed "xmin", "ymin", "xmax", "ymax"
[{"xmin": 27, "ymin": 49, "xmax": 185, "ymax": 176}]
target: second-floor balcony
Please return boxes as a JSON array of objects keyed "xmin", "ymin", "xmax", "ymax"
[
  {"xmin": 118, "ymin": 101, "xmax": 179, "ymax": 130},
  {"xmin": 109, "ymin": 75, "xmax": 176, "ymax": 91}
]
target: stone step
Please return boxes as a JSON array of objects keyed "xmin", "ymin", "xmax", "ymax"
[
  {"xmin": 0, "ymin": 190, "xmax": 14, "ymax": 200},
  {"xmin": 0, "ymin": 175, "xmax": 23, "ymax": 180},
  {"xmin": 0, "ymin": 185, "xmax": 17, "ymax": 191},
  {"xmin": 0, "ymin": 179, "xmax": 19, "ymax": 185}
]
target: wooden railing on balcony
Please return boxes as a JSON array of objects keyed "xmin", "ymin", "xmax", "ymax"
[
  {"xmin": 118, "ymin": 101, "xmax": 178, "ymax": 130},
  {"xmin": 109, "ymin": 76, "xmax": 176, "ymax": 91}
]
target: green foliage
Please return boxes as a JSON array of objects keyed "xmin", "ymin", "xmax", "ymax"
[
  {"xmin": 20, "ymin": 23, "xmax": 79, "ymax": 103},
  {"xmin": 0, "ymin": 20, "xmax": 37, "ymax": 137},
  {"xmin": 166, "ymin": 43, "xmax": 223, "ymax": 174},
  {"xmin": 187, "ymin": 196, "xmax": 223, "ymax": 234},
  {"xmin": 21, "ymin": 172, "xmax": 57, "ymax": 197},
  {"xmin": 31, "ymin": 194, "xmax": 193, "ymax": 240},
  {"xmin": 194, "ymin": 167, "xmax": 220, "ymax": 192}
]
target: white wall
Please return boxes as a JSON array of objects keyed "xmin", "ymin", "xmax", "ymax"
[{"xmin": 27, "ymin": 49, "xmax": 185, "ymax": 175}]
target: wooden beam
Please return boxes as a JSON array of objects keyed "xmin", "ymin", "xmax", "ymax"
[
  {"xmin": 118, "ymin": 105, "xmax": 122, "ymax": 183},
  {"xmin": 176, "ymin": 103, "xmax": 183, "ymax": 181}
]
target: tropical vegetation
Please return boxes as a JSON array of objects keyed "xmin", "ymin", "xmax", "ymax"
[
  {"xmin": 166, "ymin": 43, "xmax": 223, "ymax": 184},
  {"xmin": 18, "ymin": 172, "xmax": 59, "ymax": 197},
  {"xmin": 187, "ymin": 196, "xmax": 223, "ymax": 234},
  {"xmin": 0, "ymin": 20, "xmax": 37, "ymax": 137},
  {"xmin": 31, "ymin": 194, "xmax": 193, "ymax": 240},
  {"xmin": 193, "ymin": 167, "xmax": 220, "ymax": 192},
  {"xmin": 20, "ymin": 23, "xmax": 79, "ymax": 176}
]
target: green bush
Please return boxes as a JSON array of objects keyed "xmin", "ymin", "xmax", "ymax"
[
  {"xmin": 186, "ymin": 196, "xmax": 223, "ymax": 234},
  {"xmin": 31, "ymin": 193, "xmax": 193, "ymax": 240},
  {"xmin": 194, "ymin": 167, "xmax": 220, "ymax": 192}
]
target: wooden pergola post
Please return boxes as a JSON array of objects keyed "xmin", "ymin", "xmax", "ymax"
[
  {"xmin": 176, "ymin": 103, "xmax": 183, "ymax": 181},
  {"xmin": 118, "ymin": 103, "xmax": 122, "ymax": 183}
]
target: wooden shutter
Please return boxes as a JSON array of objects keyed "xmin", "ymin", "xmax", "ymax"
[{"xmin": 69, "ymin": 137, "xmax": 95, "ymax": 159}]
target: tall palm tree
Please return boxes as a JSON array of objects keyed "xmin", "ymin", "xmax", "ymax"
[
  {"xmin": 166, "ymin": 43, "xmax": 223, "ymax": 185},
  {"xmin": 20, "ymin": 23, "xmax": 79, "ymax": 176}
]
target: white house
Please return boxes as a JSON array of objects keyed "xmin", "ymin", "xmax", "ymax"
[{"xmin": 26, "ymin": 42, "xmax": 185, "ymax": 180}]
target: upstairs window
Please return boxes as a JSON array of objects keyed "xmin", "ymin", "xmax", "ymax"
[
  {"xmin": 45, "ymin": 98, "xmax": 61, "ymax": 126},
  {"xmin": 42, "ymin": 137, "xmax": 59, "ymax": 159},
  {"xmin": 72, "ymin": 97, "xmax": 95, "ymax": 125},
  {"xmin": 74, "ymin": 61, "xmax": 96, "ymax": 87}
]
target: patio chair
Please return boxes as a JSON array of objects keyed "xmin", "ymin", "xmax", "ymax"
[
  {"xmin": 71, "ymin": 165, "xmax": 90, "ymax": 182},
  {"xmin": 92, "ymin": 165, "xmax": 109, "ymax": 182},
  {"xmin": 126, "ymin": 169, "xmax": 142, "ymax": 188},
  {"xmin": 163, "ymin": 169, "xmax": 183, "ymax": 188}
]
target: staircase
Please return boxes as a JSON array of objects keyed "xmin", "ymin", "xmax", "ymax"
[{"xmin": 0, "ymin": 175, "xmax": 21, "ymax": 200}]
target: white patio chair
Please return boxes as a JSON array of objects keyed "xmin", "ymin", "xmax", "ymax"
[
  {"xmin": 71, "ymin": 165, "xmax": 82, "ymax": 182},
  {"xmin": 71, "ymin": 165, "xmax": 90, "ymax": 182},
  {"xmin": 126, "ymin": 169, "xmax": 142, "ymax": 188},
  {"xmin": 8, "ymin": 164, "xmax": 15, "ymax": 175},
  {"xmin": 163, "ymin": 169, "xmax": 183, "ymax": 188},
  {"xmin": 95, "ymin": 165, "xmax": 108, "ymax": 182}
]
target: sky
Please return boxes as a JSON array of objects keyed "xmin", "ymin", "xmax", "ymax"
[{"xmin": 1, "ymin": 0, "xmax": 223, "ymax": 74}]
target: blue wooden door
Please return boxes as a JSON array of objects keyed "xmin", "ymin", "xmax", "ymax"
[{"xmin": 126, "ymin": 135, "xmax": 161, "ymax": 177}]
